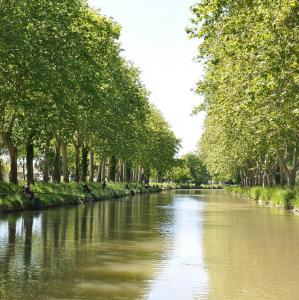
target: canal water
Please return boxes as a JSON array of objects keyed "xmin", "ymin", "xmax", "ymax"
[{"xmin": 0, "ymin": 190, "xmax": 299, "ymax": 299}]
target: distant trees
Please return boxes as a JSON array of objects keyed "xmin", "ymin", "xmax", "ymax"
[
  {"xmin": 182, "ymin": 153, "xmax": 210, "ymax": 185},
  {"xmin": 169, "ymin": 153, "xmax": 210, "ymax": 185},
  {"xmin": 189, "ymin": 0, "xmax": 298, "ymax": 188},
  {"xmin": 0, "ymin": 0, "xmax": 179, "ymax": 184},
  {"xmin": 170, "ymin": 163, "xmax": 192, "ymax": 185}
]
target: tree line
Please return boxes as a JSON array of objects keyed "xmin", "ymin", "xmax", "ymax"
[
  {"xmin": 188, "ymin": 0, "xmax": 298, "ymax": 188},
  {"xmin": 0, "ymin": 0, "xmax": 180, "ymax": 185},
  {"xmin": 169, "ymin": 152, "xmax": 210, "ymax": 186}
]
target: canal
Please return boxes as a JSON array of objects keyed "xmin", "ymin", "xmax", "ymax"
[{"xmin": 0, "ymin": 190, "xmax": 299, "ymax": 299}]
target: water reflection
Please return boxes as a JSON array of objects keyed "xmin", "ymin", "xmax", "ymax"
[
  {"xmin": 147, "ymin": 196, "xmax": 209, "ymax": 300},
  {"xmin": 0, "ymin": 194, "xmax": 173, "ymax": 300},
  {"xmin": 0, "ymin": 190, "xmax": 299, "ymax": 300},
  {"xmin": 201, "ymin": 190, "xmax": 299, "ymax": 300}
]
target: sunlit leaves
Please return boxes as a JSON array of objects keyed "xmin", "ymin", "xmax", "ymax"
[
  {"xmin": 0, "ymin": 0, "xmax": 179, "ymax": 181},
  {"xmin": 189, "ymin": 0, "xmax": 299, "ymax": 184}
]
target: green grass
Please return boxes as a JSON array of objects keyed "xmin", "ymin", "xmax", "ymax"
[
  {"xmin": 173, "ymin": 183, "xmax": 223, "ymax": 189},
  {"xmin": 0, "ymin": 181, "xmax": 20, "ymax": 194},
  {"xmin": 226, "ymin": 186, "xmax": 299, "ymax": 210},
  {"xmin": 199, "ymin": 184, "xmax": 223, "ymax": 189},
  {"xmin": 0, "ymin": 181, "xmax": 165, "ymax": 213}
]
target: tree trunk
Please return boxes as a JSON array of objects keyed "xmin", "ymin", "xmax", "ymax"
[
  {"xmin": 278, "ymin": 149, "xmax": 298, "ymax": 189},
  {"xmin": 101, "ymin": 159, "xmax": 106, "ymax": 182},
  {"xmin": 137, "ymin": 166, "xmax": 141, "ymax": 183},
  {"xmin": 43, "ymin": 141, "xmax": 50, "ymax": 182},
  {"xmin": 239, "ymin": 170, "xmax": 244, "ymax": 186},
  {"xmin": 140, "ymin": 167, "xmax": 144, "ymax": 183},
  {"xmin": 289, "ymin": 150, "xmax": 299, "ymax": 189},
  {"xmin": 144, "ymin": 169, "xmax": 150, "ymax": 184},
  {"xmin": 0, "ymin": 158, "xmax": 3, "ymax": 181},
  {"xmin": 96, "ymin": 160, "xmax": 102, "ymax": 183},
  {"xmin": 279, "ymin": 164, "xmax": 287, "ymax": 185},
  {"xmin": 53, "ymin": 139, "xmax": 61, "ymax": 183},
  {"xmin": 288, "ymin": 170, "xmax": 297, "ymax": 189},
  {"xmin": 89, "ymin": 150, "xmax": 94, "ymax": 182},
  {"xmin": 262, "ymin": 173, "xmax": 267, "ymax": 187},
  {"xmin": 61, "ymin": 141, "xmax": 69, "ymax": 183},
  {"xmin": 258, "ymin": 169, "xmax": 263, "ymax": 186},
  {"xmin": 22, "ymin": 157, "xmax": 25, "ymax": 180},
  {"xmin": 127, "ymin": 168, "xmax": 131, "ymax": 182},
  {"xmin": 96, "ymin": 159, "xmax": 105, "ymax": 183},
  {"xmin": 7, "ymin": 138, "xmax": 18, "ymax": 184},
  {"xmin": 122, "ymin": 162, "xmax": 126, "ymax": 182},
  {"xmin": 132, "ymin": 167, "xmax": 136, "ymax": 182},
  {"xmin": 109, "ymin": 155, "xmax": 117, "ymax": 181},
  {"xmin": 269, "ymin": 166, "xmax": 276, "ymax": 186},
  {"xmin": 81, "ymin": 145, "xmax": 89, "ymax": 183},
  {"xmin": 116, "ymin": 159, "xmax": 120, "ymax": 182},
  {"xmin": 73, "ymin": 132, "xmax": 81, "ymax": 183},
  {"xmin": 126, "ymin": 164, "xmax": 132, "ymax": 183},
  {"xmin": 26, "ymin": 139, "xmax": 34, "ymax": 185},
  {"xmin": 116, "ymin": 159, "xmax": 122, "ymax": 182},
  {"xmin": 74, "ymin": 144, "xmax": 80, "ymax": 182},
  {"xmin": 267, "ymin": 173, "xmax": 271, "ymax": 186},
  {"xmin": 106, "ymin": 157, "xmax": 110, "ymax": 181}
]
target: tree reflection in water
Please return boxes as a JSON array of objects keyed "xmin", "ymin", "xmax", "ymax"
[{"xmin": 0, "ymin": 193, "xmax": 173, "ymax": 300}]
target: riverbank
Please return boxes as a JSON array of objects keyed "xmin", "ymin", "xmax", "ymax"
[
  {"xmin": 0, "ymin": 182, "xmax": 171, "ymax": 214},
  {"xmin": 175, "ymin": 183, "xmax": 223, "ymax": 189},
  {"xmin": 226, "ymin": 186, "xmax": 299, "ymax": 213}
]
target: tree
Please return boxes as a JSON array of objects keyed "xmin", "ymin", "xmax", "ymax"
[
  {"xmin": 182, "ymin": 153, "xmax": 210, "ymax": 185},
  {"xmin": 188, "ymin": 0, "xmax": 299, "ymax": 188}
]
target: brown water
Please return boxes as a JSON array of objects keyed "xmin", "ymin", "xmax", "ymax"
[{"xmin": 0, "ymin": 190, "xmax": 299, "ymax": 300}]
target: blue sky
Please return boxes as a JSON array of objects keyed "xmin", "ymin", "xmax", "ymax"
[{"xmin": 88, "ymin": 0, "xmax": 205, "ymax": 155}]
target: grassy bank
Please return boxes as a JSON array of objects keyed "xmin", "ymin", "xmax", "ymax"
[
  {"xmin": 0, "ymin": 181, "xmax": 169, "ymax": 214},
  {"xmin": 175, "ymin": 183, "xmax": 223, "ymax": 189},
  {"xmin": 226, "ymin": 186, "xmax": 299, "ymax": 211}
]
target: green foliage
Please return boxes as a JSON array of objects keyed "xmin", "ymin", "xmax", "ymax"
[
  {"xmin": 200, "ymin": 184, "xmax": 223, "ymax": 189},
  {"xmin": 0, "ymin": 1, "xmax": 179, "ymax": 184},
  {"xmin": 189, "ymin": 0, "xmax": 299, "ymax": 187},
  {"xmin": 169, "ymin": 152, "xmax": 211, "ymax": 185},
  {"xmin": 182, "ymin": 152, "xmax": 210, "ymax": 185},
  {"xmin": 140, "ymin": 105, "xmax": 180, "ymax": 176},
  {"xmin": 0, "ymin": 182, "xmax": 164, "ymax": 213},
  {"xmin": 227, "ymin": 186, "xmax": 299, "ymax": 210},
  {"xmin": 0, "ymin": 181, "xmax": 20, "ymax": 194},
  {"xmin": 170, "ymin": 165, "xmax": 192, "ymax": 184}
]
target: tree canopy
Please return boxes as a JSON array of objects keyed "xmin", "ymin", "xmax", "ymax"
[
  {"xmin": 0, "ymin": 0, "xmax": 179, "ymax": 184},
  {"xmin": 188, "ymin": 0, "xmax": 299, "ymax": 188},
  {"xmin": 168, "ymin": 153, "xmax": 210, "ymax": 185}
]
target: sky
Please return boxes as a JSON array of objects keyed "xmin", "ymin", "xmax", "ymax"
[{"xmin": 88, "ymin": 0, "xmax": 205, "ymax": 155}]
